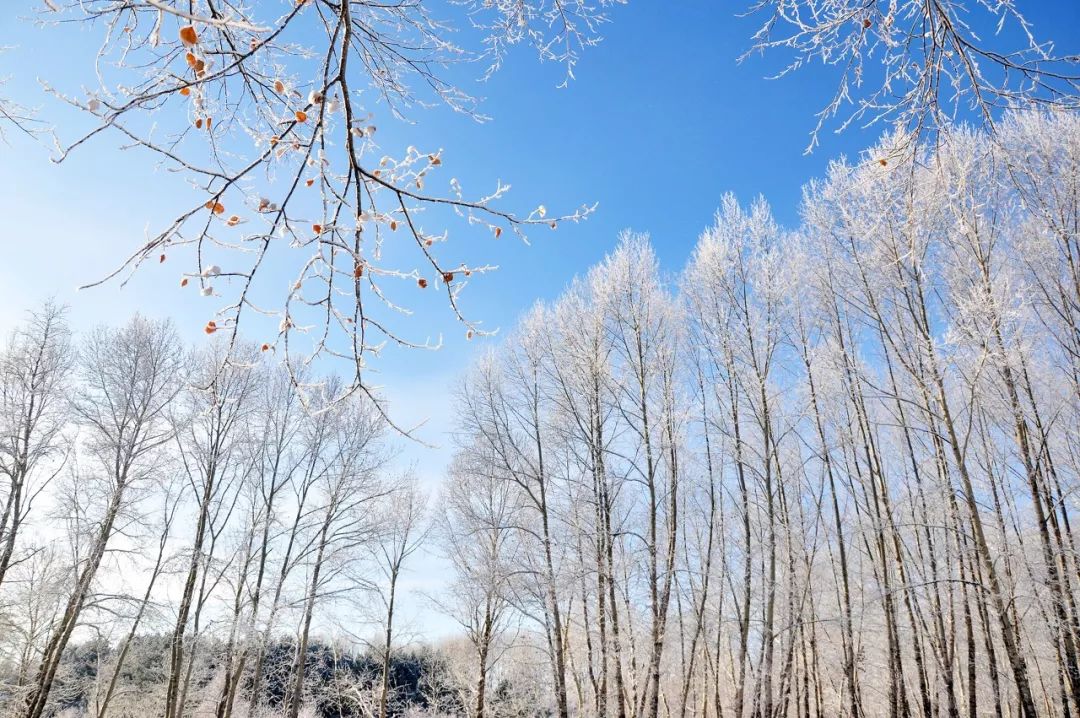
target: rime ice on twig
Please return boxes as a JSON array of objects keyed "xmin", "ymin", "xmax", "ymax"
[
  {"xmin": 37, "ymin": 0, "xmax": 603, "ymax": 412},
  {"xmin": 746, "ymin": 0, "xmax": 1080, "ymax": 151}
]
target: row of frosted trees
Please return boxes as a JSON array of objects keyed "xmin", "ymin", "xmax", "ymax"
[
  {"xmin": 4, "ymin": 109, "xmax": 1080, "ymax": 718},
  {"xmin": 0, "ymin": 311, "xmax": 430, "ymax": 717},
  {"xmin": 441, "ymin": 111, "xmax": 1080, "ymax": 718}
]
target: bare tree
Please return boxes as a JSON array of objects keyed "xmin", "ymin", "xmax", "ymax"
[
  {"xmin": 0, "ymin": 543, "xmax": 68, "ymax": 705},
  {"xmin": 371, "ymin": 474, "xmax": 428, "ymax": 718},
  {"xmin": 436, "ymin": 449, "xmax": 520, "ymax": 718},
  {"xmin": 215, "ymin": 362, "xmax": 306, "ymax": 718},
  {"xmin": 0, "ymin": 301, "xmax": 74, "ymax": 590},
  {"xmin": 162, "ymin": 341, "xmax": 258, "ymax": 718},
  {"xmin": 457, "ymin": 329, "xmax": 574, "ymax": 718},
  {"xmin": 92, "ymin": 476, "xmax": 183, "ymax": 718},
  {"xmin": 22, "ymin": 315, "xmax": 182, "ymax": 718},
  {"xmin": 594, "ymin": 235, "xmax": 684, "ymax": 718},
  {"xmin": 284, "ymin": 390, "xmax": 389, "ymax": 718}
]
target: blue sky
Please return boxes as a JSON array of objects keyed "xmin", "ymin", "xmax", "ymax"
[{"xmin": 3, "ymin": 1, "xmax": 1080, "ymax": 639}]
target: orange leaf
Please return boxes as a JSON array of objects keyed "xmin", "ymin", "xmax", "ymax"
[
  {"xmin": 213, "ymin": 202, "xmax": 225, "ymax": 215},
  {"xmin": 274, "ymin": 80, "xmax": 285, "ymax": 93},
  {"xmin": 185, "ymin": 52, "xmax": 197, "ymax": 67},
  {"xmin": 442, "ymin": 272, "xmax": 454, "ymax": 283},
  {"xmin": 181, "ymin": 277, "xmax": 189, "ymax": 287},
  {"xmin": 261, "ymin": 343, "xmax": 270, "ymax": 352},
  {"xmin": 417, "ymin": 278, "xmax": 428, "ymax": 289},
  {"xmin": 159, "ymin": 254, "xmax": 166, "ymax": 263},
  {"xmin": 227, "ymin": 215, "xmax": 240, "ymax": 226},
  {"xmin": 313, "ymin": 223, "xmax": 323, "ymax": 234},
  {"xmin": 306, "ymin": 178, "xmax": 315, "ymax": 187},
  {"xmin": 389, "ymin": 220, "xmax": 398, "ymax": 231},
  {"xmin": 195, "ymin": 118, "xmax": 203, "ymax": 129},
  {"xmin": 493, "ymin": 226, "xmax": 502, "ymax": 239},
  {"xmin": 179, "ymin": 86, "xmax": 191, "ymax": 96},
  {"xmin": 295, "ymin": 110, "xmax": 308, "ymax": 123},
  {"xmin": 179, "ymin": 26, "xmax": 198, "ymax": 46},
  {"xmin": 353, "ymin": 263, "xmax": 364, "ymax": 278}
]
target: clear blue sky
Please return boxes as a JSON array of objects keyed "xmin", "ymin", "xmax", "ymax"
[{"xmin": 2, "ymin": 1, "xmax": 1079, "ymax": 638}]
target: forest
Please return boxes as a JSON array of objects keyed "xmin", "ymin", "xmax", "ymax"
[
  {"xmin": 3, "ymin": 110, "xmax": 1080, "ymax": 717},
  {"xmin": 3, "ymin": 0, "xmax": 1080, "ymax": 716}
]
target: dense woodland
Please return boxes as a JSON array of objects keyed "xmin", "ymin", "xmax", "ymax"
[
  {"xmin": 27, "ymin": 638, "xmax": 467, "ymax": 718},
  {"xmin": 4, "ymin": 110, "xmax": 1080, "ymax": 718}
]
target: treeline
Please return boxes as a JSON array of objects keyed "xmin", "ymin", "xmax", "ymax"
[
  {"xmin": 437, "ymin": 111, "xmax": 1080, "ymax": 718},
  {"xmin": 4, "ymin": 110, "xmax": 1080, "ymax": 718},
  {"xmin": 16, "ymin": 636, "xmax": 482, "ymax": 718},
  {"xmin": 0, "ymin": 313, "xmax": 434, "ymax": 718}
]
